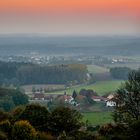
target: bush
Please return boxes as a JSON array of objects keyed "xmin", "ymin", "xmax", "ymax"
[
  {"xmin": 128, "ymin": 120, "xmax": 140, "ymax": 140},
  {"xmin": 12, "ymin": 120, "xmax": 37, "ymax": 140},
  {"xmin": 99, "ymin": 123, "xmax": 129, "ymax": 140},
  {"xmin": 17, "ymin": 104, "xmax": 50, "ymax": 131},
  {"xmin": 49, "ymin": 107, "xmax": 82, "ymax": 136}
]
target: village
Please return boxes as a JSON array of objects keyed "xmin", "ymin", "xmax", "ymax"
[{"xmin": 24, "ymin": 85, "xmax": 116, "ymax": 112}]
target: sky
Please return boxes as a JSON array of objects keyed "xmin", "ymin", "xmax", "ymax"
[{"xmin": 0, "ymin": 0, "xmax": 140, "ymax": 35}]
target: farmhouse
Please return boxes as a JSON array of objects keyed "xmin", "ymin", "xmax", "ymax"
[
  {"xmin": 91, "ymin": 96, "xmax": 107, "ymax": 102},
  {"xmin": 106, "ymin": 99, "xmax": 116, "ymax": 107},
  {"xmin": 64, "ymin": 95, "xmax": 73, "ymax": 102},
  {"xmin": 107, "ymin": 94, "xmax": 114, "ymax": 100},
  {"xmin": 57, "ymin": 94, "xmax": 78, "ymax": 105},
  {"xmin": 106, "ymin": 94, "xmax": 116, "ymax": 107}
]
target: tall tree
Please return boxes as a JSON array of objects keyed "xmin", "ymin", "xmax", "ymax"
[
  {"xmin": 49, "ymin": 107, "xmax": 82, "ymax": 136},
  {"xmin": 113, "ymin": 69, "xmax": 140, "ymax": 123},
  {"xmin": 17, "ymin": 104, "xmax": 50, "ymax": 131},
  {"xmin": 72, "ymin": 90, "xmax": 77, "ymax": 99}
]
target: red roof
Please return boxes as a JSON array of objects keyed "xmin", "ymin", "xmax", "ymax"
[
  {"xmin": 64, "ymin": 95, "xmax": 72, "ymax": 100},
  {"xmin": 91, "ymin": 96, "xmax": 107, "ymax": 101}
]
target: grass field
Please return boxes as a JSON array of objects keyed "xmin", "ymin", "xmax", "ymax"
[
  {"xmin": 54, "ymin": 80, "xmax": 123, "ymax": 95},
  {"xmin": 87, "ymin": 65, "xmax": 109, "ymax": 74},
  {"xmin": 82, "ymin": 112, "xmax": 113, "ymax": 125},
  {"xmin": 23, "ymin": 80, "xmax": 123, "ymax": 96}
]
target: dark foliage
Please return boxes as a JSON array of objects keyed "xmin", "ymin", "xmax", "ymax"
[
  {"xmin": 48, "ymin": 107, "xmax": 82, "ymax": 136},
  {"xmin": 127, "ymin": 120, "xmax": 140, "ymax": 140},
  {"xmin": 0, "ymin": 87, "xmax": 28, "ymax": 111},
  {"xmin": 113, "ymin": 70, "xmax": 140, "ymax": 123},
  {"xmin": 17, "ymin": 104, "xmax": 50, "ymax": 131},
  {"xmin": 72, "ymin": 90, "xmax": 77, "ymax": 99},
  {"xmin": 110, "ymin": 67, "xmax": 131, "ymax": 80},
  {"xmin": 0, "ymin": 61, "xmax": 87, "ymax": 85},
  {"xmin": 0, "ymin": 131, "xmax": 8, "ymax": 140},
  {"xmin": 79, "ymin": 89, "xmax": 97, "ymax": 97},
  {"xmin": 0, "ymin": 110, "xmax": 12, "ymax": 122}
]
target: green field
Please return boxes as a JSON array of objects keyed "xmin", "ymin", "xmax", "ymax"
[
  {"xmin": 87, "ymin": 65, "xmax": 109, "ymax": 74},
  {"xmin": 56, "ymin": 80, "xmax": 123, "ymax": 95},
  {"xmin": 82, "ymin": 112, "xmax": 113, "ymax": 125}
]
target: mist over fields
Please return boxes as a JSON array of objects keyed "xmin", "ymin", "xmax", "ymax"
[{"xmin": 0, "ymin": 35, "xmax": 140, "ymax": 56}]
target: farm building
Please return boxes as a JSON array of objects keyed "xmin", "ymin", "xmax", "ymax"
[
  {"xmin": 106, "ymin": 99, "xmax": 116, "ymax": 107},
  {"xmin": 91, "ymin": 96, "xmax": 107, "ymax": 102},
  {"xmin": 106, "ymin": 94, "xmax": 116, "ymax": 107}
]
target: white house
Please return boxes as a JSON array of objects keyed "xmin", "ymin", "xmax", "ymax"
[
  {"xmin": 106, "ymin": 100, "xmax": 116, "ymax": 107},
  {"xmin": 106, "ymin": 94, "xmax": 116, "ymax": 107}
]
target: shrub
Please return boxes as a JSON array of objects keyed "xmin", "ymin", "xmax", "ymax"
[
  {"xmin": 17, "ymin": 104, "xmax": 50, "ymax": 131},
  {"xmin": 12, "ymin": 120, "xmax": 37, "ymax": 140}
]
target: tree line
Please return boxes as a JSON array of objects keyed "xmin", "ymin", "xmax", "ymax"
[
  {"xmin": 110, "ymin": 67, "xmax": 132, "ymax": 80},
  {"xmin": 0, "ymin": 61, "xmax": 87, "ymax": 86}
]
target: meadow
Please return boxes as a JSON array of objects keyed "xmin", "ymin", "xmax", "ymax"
[
  {"xmin": 82, "ymin": 112, "xmax": 113, "ymax": 125},
  {"xmin": 87, "ymin": 65, "xmax": 109, "ymax": 74},
  {"xmin": 52, "ymin": 80, "xmax": 123, "ymax": 95}
]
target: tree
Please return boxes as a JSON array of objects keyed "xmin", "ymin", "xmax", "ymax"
[
  {"xmin": 110, "ymin": 67, "xmax": 131, "ymax": 80},
  {"xmin": 128, "ymin": 120, "xmax": 140, "ymax": 140},
  {"xmin": 113, "ymin": 70, "xmax": 140, "ymax": 123},
  {"xmin": 11, "ymin": 89, "xmax": 29, "ymax": 106},
  {"xmin": 17, "ymin": 104, "xmax": 50, "ymax": 131},
  {"xmin": 12, "ymin": 120, "xmax": 37, "ymax": 140},
  {"xmin": 49, "ymin": 107, "xmax": 82, "ymax": 136},
  {"xmin": 72, "ymin": 90, "xmax": 77, "ymax": 99},
  {"xmin": 11, "ymin": 106, "xmax": 25, "ymax": 122},
  {"xmin": 0, "ymin": 87, "xmax": 28, "ymax": 111},
  {"xmin": 0, "ymin": 96, "xmax": 15, "ymax": 111},
  {"xmin": 79, "ymin": 89, "xmax": 97, "ymax": 97}
]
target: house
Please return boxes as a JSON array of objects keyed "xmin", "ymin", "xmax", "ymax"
[
  {"xmin": 107, "ymin": 94, "xmax": 114, "ymax": 100},
  {"xmin": 106, "ymin": 99, "xmax": 116, "ymax": 107},
  {"xmin": 106, "ymin": 94, "xmax": 116, "ymax": 107},
  {"xmin": 91, "ymin": 96, "xmax": 107, "ymax": 102},
  {"xmin": 57, "ymin": 95, "xmax": 78, "ymax": 105},
  {"xmin": 63, "ymin": 95, "xmax": 73, "ymax": 103}
]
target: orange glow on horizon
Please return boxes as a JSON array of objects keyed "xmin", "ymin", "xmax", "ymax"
[{"xmin": 0, "ymin": 0, "xmax": 140, "ymax": 17}]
